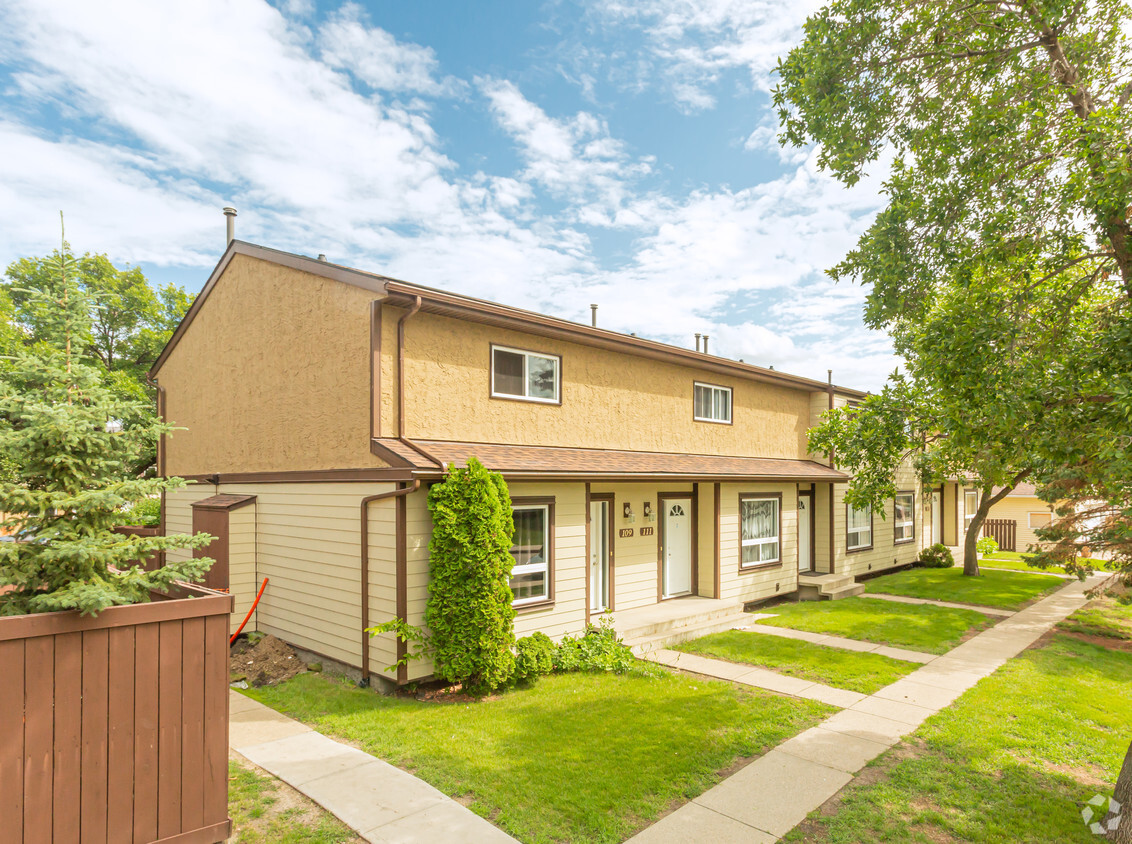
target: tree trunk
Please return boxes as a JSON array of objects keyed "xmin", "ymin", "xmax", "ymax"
[
  {"xmin": 1109, "ymin": 738, "xmax": 1132, "ymax": 842},
  {"xmin": 962, "ymin": 472, "xmax": 1031, "ymax": 576}
]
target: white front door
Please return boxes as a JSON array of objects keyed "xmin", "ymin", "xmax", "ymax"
[
  {"xmin": 932, "ymin": 491, "xmax": 942, "ymax": 544},
  {"xmin": 663, "ymin": 498, "xmax": 693, "ymax": 597},
  {"xmin": 590, "ymin": 500, "xmax": 610, "ymax": 614},
  {"xmin": 798, "ymin": 494, "xmax": 812, "ymax": 572}
]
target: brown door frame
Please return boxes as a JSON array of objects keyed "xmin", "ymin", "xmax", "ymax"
[
  {"xmin": 585, "ymin": 491, "xmax": 616, "ymax": 625},
  {"xmin": 657, "ymin": 491, "xmax": 698, "ymax": 601},
  {"xmin": 798, "ymin": 487, "xmax": 816, "ymax": 573}
]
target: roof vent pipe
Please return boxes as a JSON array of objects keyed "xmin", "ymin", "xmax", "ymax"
[
  {"xmin": 590, "ymin": 304, "xmax": 598, "ymax": 327},
  {"xmin": 318, "ymin": 254, "xmax": 327, "ymax": 262},
  {"xmin": 223, "ymin": 207, "xmax": 237, "ymax": 245},
  {"xmin": 695, "ymin": 333, "xmax": 701, "ymax": 352},
  {"xmin": 703, "ymin": 335, "xmax": 709, "ymax": 354}
]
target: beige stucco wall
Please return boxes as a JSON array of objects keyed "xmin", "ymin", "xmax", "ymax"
[
  {"xmin": 383, "ymin": 307, "xmax": 818, "ymax": 457},
  {"xmin": 158, "ymin": 254, "xmax": 387, "ymax": 475},
  {"xmin": 167, "ymin": 481, "xmax": 395, "ymax": 669}
]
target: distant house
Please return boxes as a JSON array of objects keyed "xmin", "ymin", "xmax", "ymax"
[
  {"xmin": 982, "ymin": 482, "xmax": 1055, "ymax": 554},
  {"xmin": 152, "ymin": 241, "xmax": 934, "ymax": 688}
]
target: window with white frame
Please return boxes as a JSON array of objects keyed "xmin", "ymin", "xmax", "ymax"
[
  {"xmin": 693, "ymin": 382, "xmax": 732, "ymax": 423},
  {"xmin": 964, "ymin": 489, "xmax": 978, "ymax": 533},
  {"xmin": 740, "ymin": 495, "xmax": 780, "ymax": 566},
  {"xmin": 1029, "ymin": 511, "xmax": 1052, "ymax": 529},
  {"xmin": 894, "ymin": 492, "xmax": 914, "ymax": 543},
  {"xmin": 509, "ymin": 504, "xmax": 551, "ymax": 605},
  {"xmin": 491, "ymin": 345, "xmax": 560, "ymax": 403},
  {"xmin": 847, "ymin": 504, "xmax": 873, "ymax": 550}
]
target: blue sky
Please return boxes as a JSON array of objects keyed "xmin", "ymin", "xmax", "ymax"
[{"xmin": 0, "ymin": 0, "xmax": 897, "ymax": 388}]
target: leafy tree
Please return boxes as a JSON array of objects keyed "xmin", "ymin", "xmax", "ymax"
[
  {"xmin": 776, "ymin": 0, "xmax": 1131, "ymax": 835},
  {"xmin": 0, "ymin": 228, "xmax": 212, "ymax": 617},
  {"xmin": 425, "ymin": 457, "xmax": 517, "ymax": 695},
  {"xmin": 4, "ymin": 248, "xmax": 192, "ymax": 477}
]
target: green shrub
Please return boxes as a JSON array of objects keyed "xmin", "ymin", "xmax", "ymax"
[
  {"xmin": 425, "ymin": 457, "xmax": 516, "ymax": 695},
  {"xmin": 121, "ymin": 497, "xmax": 161, "ymax": 527},
  {"xmin": 514, "ymin": 632, "xmax": 555, "ymax": 683},
  {"xmin": 976, "ymin": 535, "xmax": 1000, "ymax": 556},
  {"xmin": 919, "ymin": 543, "xmax": 955, "ymax": 568},
  {"xmin": 554, "ymin": 616, "xmax": 635, "ymax": 675}
]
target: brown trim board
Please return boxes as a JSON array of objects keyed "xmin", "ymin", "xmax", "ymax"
[
  {"xmin": 713, "ymin": 483, "xmax": 721, "ymax": 599},
  {"xmin": 799, "ymin": 488, "xmax": 816, "ymax": 571}
]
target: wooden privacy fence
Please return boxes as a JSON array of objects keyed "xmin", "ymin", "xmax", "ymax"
[
  {"xmin": 0, "ymin": 587, "xmax": 233, "ymax": 844},
  {"xmin": 983, "ymin": 518, "xmax": 1017, "ymax": 552}
]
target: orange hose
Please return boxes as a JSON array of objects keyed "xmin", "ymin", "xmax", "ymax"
[{"xmin": 230, "ymin": 578, "xmax": 268, "ymax": 646}]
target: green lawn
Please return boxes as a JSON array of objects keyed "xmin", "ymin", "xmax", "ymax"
[
  {"xmin": 754, "ymin": 597, "xmax": 992, "ymax": 655},
  {"xmin": 244, "ymin": 669, "xmax": 833, "ymax": 844},
  {"xmin": 980, "ymin": 550, "xmax": 1107, "ymax": 575},
  {"xmin": 1058, "ymin": 591, "xmax": 1132, "ymax": 641},
  {"xmin": 785, "ymin": 636, "xmax": 1132, "ymax": 843},
  {"xmin": 863, "ymin": 565, "xmax": 1064, "ymax": 610},
  {"xmin": 229, "ymin": 758, "xmax": 360, "ymax": 843},
  {"xmin": 674, "ymin": 630, "xmax": 921, "ymax": 694}
]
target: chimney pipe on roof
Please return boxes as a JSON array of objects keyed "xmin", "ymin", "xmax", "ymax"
[
  {"xmin": 223, "ymin": 207, "xmax": 237, "ymax": 245},
  {"xmin": 590, "ymin": 304, "xmax": 598, "ymax": 327},
  {"xmin": 703, "ymin": 335, "xmax": 709, "ymax": 354},
  {"xmin": 318, "ymin": 254, "xmax": 327, "ymax": 262},
  {"xmin": 695, "ymin": 333, "xmax": 701, "ymax": 352}
]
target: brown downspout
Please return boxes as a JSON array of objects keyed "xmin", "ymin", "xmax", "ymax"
[
  {"xmin": 827, "ymin": 371, "xmax": 836, "ymax": 574},
  {"xmin": 359, "ymin": 294, "xmax": 427, "ymax": 687},
  {"xmin": 360, "ymin": 479, "xmax": 420, "ymax": 686}
]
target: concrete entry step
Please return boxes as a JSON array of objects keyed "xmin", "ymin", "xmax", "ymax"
[
  {"xmin": 624, "ymin": 610, "xmax": 751, "ymax": 655},
  {"xmin": 613, "ymin": 596, "xmax": 748, "ymax": 642},
  {"xmin": 797, "ymin": 573, "xmax": 861, "ymax": 601}
]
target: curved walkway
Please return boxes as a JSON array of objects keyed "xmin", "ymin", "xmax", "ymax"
[
  {"xmin": 627, "ymin": 576, "xmax": 1097, "ymax": 843},
  {"xmin": 229, "ymin": 692, "xmax": 516, "ymax": 843}
]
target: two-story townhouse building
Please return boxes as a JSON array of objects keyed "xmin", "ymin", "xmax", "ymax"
[{"xmin": 154, "ymin": 241, "xmax": 935, "ymax": 688}]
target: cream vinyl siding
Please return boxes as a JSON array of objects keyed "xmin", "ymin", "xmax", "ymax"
[
  {"xmin": 697, "ymin": 483, "xmax": 717, "ymax": 598},
  {"xmin": 985, "ymin": 495, "xmax": 1054, "ymax": 553},
  {"xmin": 589, "ymin": 482, "xmax": 695, "ymax": 612},
  {"xmin": 167, "ymin": 481, "xmax": 399, "ymax": 670},
  {"xmin": 228, "ymin": 504, "xmax": 257, "ymax": 627},
  {"xmin": 718, "ymin": 482, "xmax": 797, "ymax": 604},
  {"xmin": 832, "ymin": 465, "xmax": 924, "ymax": 579}
]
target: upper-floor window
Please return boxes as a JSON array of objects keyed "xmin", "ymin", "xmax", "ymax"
[
  {"xmin": 894, "ymin": 492, "xmax": 914, "ymax": 544},
  {"xmin": 847, "ymin": 504, "xmax": 873, "ymax": 551},
  {"xmin": 491, "ymin": 345, "xmax": 560, "ymax": 404},
  {"xmin": 694, "ymin": 382, "xmax": 732, "ymax": 424}
]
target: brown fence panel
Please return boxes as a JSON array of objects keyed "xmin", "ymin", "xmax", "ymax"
[
  {"xmin": 0, "ymin": 590, "xmax": 232, "ymax": 844},
  {"xmin": 983, "ymin": 519, "xmax": 1017, "ymax": 552}
]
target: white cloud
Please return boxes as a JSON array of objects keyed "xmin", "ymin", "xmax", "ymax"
[
  {"xmin": 318, "ymin": 3, "xmax": 461, "ymax": 96},
  {"xmin": 479, "ymin": 78, "xmax": 653, "ymax": 221},
  {"xmin": 0, "ymin": 0, "xmax": 898, "ymax": 390},
  {"xmin": 588, "ymin": 0, "xmax": 824, "ymax": 110}
]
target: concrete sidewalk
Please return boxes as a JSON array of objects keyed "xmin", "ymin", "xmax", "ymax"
[
  {"xmin": 736, "ymin": 621, "xmax": 938, "ymax": 663},
  {"xmin": 859, "ymin": 592, "xmax": 1016, "ymax": 617},
  {"xmin": 229, "ymin": 692, "xmax": 516, "ymax": 843},
  {"xmin": 628, "ymin": 576, "xmax": 1096, "ymax": 842}
]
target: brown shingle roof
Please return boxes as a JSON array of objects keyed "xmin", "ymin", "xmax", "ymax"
[{"xmin": 372, "ymin": 438, "xmax": 847, "ymax": 482}]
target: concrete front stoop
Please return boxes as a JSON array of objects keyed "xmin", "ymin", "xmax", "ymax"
[
  {"xmin": 614, "ymin": 597, "xmax": 751, "ymax": 654},
  {"xmin": 798, "ymin": 572, "xmax": 865, "ymax": 601}
]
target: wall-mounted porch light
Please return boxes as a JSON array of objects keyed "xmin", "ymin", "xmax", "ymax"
[
  {"xmin": 643, "ymin": 501, "xmax": 654, "ymax": 521},
  {"xmin": 622, "ymin": 502, "xmax": 636, "ymax": 524}
]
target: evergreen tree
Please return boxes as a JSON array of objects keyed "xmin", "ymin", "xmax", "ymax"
[{"xmin": 0, "ymin": 221, "xmax": 213, "ymax": 617}]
